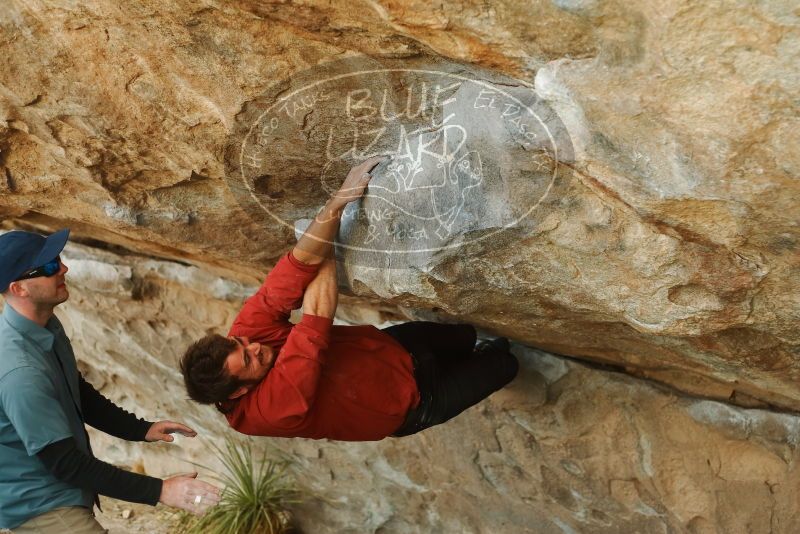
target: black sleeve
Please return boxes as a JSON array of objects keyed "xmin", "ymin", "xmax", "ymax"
[
  {"xmin": 38, "ymin": 437, "xmax": 163, "ymax": 505},
  {"xmin": 79, "ymin": 374, "xmax": 153, "ymax": 442}
]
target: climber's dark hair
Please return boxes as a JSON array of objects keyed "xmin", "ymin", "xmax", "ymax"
[{"xmin": 180, "ymin": 334, "xmax": 246, "ymax": 408}]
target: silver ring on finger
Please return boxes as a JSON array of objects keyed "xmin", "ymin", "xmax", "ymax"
[{"xmin": 194, "ymin": 495, "xmax": 202, "ymax": 505}]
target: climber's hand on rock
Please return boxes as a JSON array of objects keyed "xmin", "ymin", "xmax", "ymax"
[{"xmin": 331, "ymin": 156, "xmax": 387, "ymax": 208}]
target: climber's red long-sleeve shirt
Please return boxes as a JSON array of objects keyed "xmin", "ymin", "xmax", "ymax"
[{"xmin": 224, "ymin": 251, "xmax": 420, "ymax": 441}]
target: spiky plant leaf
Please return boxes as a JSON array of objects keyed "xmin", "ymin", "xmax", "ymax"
[{"xmin": 173, "ymin": 438, "xmax": 302, "ymax": 534}]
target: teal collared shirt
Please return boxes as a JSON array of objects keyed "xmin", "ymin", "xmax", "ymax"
[{"xmin": 0, "ymin": 303, "xmax": 93, "ymax": 529}]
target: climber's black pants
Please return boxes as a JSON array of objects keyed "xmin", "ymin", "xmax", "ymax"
[{"xmin": 382, "ymin": 321, "xmax": 519, "ymax": 437}]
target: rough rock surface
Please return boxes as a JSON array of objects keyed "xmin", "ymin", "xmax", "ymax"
[
  {"xmin": 3, "ymin": 240, "xmax": 799, "ymax": 533},
  {"xmin": 0, "ymin": 0, "xmax": 798, "ymax": 413}
]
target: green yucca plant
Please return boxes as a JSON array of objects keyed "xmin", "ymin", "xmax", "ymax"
[{"xmin": 174, "ymin": 438, "xmax": 303, "ymax": 534}]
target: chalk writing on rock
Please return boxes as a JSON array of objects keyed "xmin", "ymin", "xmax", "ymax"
[{"xmin": 226, "ymin": 57, "xmax": 574, "ymax": 267}]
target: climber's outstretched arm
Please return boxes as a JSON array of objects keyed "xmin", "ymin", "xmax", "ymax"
[
  {"xmin": 301, "ymin": 259, "xmax": 338, "ymax": 319},
  {"xmin": 292, "ymin": 156, "xmax": 385, "ymax": 265}
]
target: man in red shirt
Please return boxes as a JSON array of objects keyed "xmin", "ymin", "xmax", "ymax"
[{"xmin": 180, "ymin": 157, "xmax": 518, "ymax": 441}]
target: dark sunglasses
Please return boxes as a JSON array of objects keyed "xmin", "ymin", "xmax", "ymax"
[{"xmin": 14, "ymin": 256, "xmax": 62, "ymax": 282}]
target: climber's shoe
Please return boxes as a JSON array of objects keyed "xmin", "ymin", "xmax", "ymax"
[{"xmin": 475, "ymin": 337, "xmax": 511, "ymax": 356}]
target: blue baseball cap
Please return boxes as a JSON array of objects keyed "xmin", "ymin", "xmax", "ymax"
[{"xmin": 0, "ymin": 229, "xmax": 70, "ymax": 293}]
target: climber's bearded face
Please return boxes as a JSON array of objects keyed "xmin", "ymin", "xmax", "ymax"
[{"xmin": 224, "ymin": 335, "xmax": 276, "ymax": 399}]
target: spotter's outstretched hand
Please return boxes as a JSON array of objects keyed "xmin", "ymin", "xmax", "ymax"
[{"xmin": 145, "ymin": 421, "xmax": 197, "ymax": 443}]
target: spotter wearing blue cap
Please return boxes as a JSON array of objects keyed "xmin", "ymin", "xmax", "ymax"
[{"xmin": 0, "ymin": 229, "xmax": 70, "ymax": 293}]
